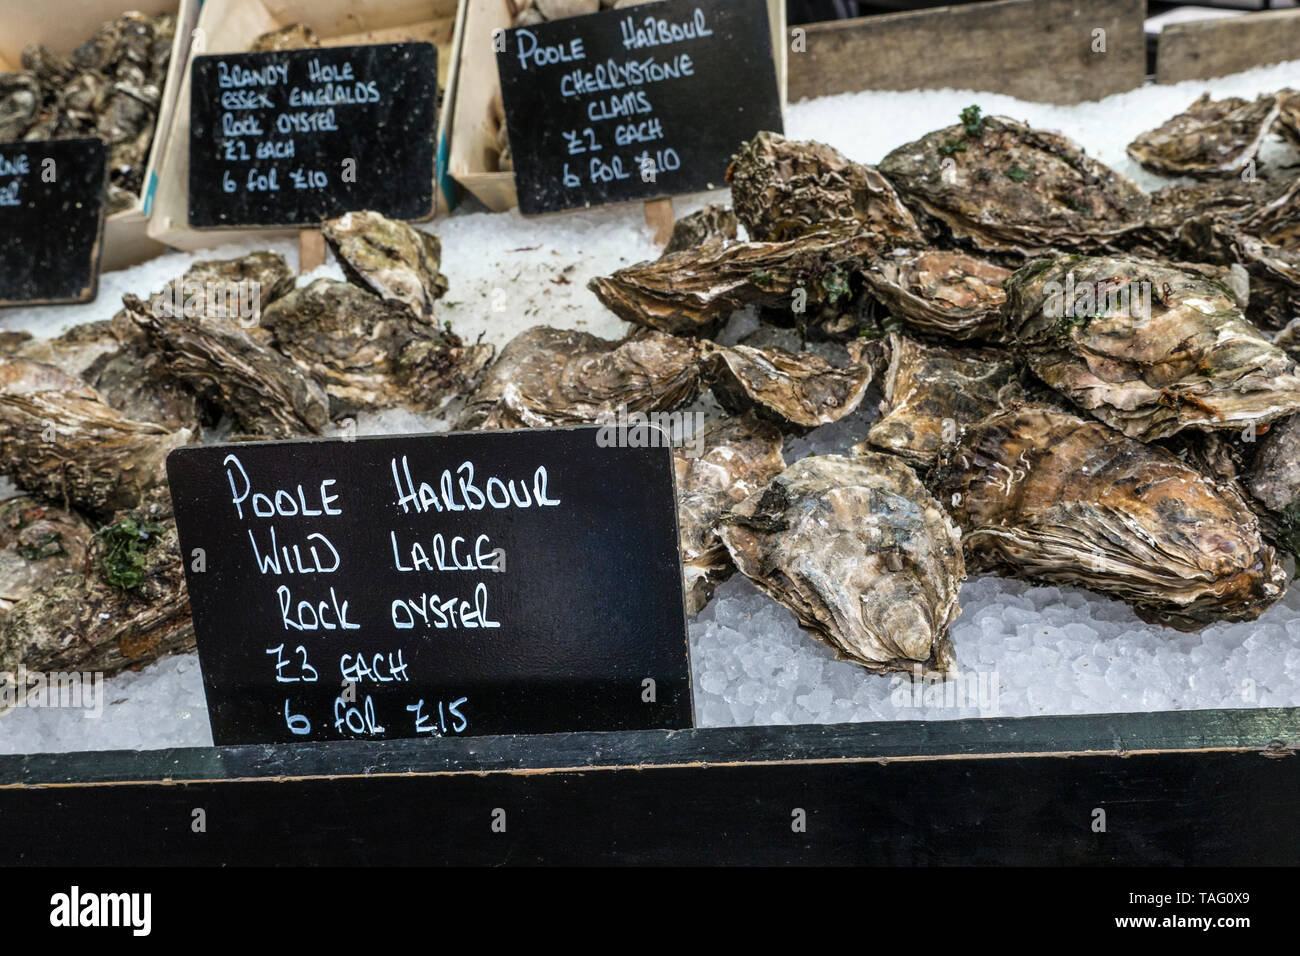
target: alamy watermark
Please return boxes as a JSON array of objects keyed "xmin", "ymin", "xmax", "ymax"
[
  {"xmin": 151, "ymin": 278, "xmax": 262, "ymax": 327},
  {"xmin": 1043, "ymin": 273, "xmax": 1151, "ymax": 322},
  {"xmin": 594, "ymin": 404, "xmax": 709, "ymax": 457},
  {"xmin": 0, "ymin": 666, "xmax": 104, "ymax": 717},
  {"xmin": 891, "ymin": 666, "xmax": 1000, "ymax": 716}
]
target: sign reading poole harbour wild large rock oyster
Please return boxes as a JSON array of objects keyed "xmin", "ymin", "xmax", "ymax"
[
  {"xmin": 167, "ymin": 429, "xmax": 692, "ymax": 745},
  {"xmin": 495, "ymin": 0, "xmax": 784, "ymax": 214}
]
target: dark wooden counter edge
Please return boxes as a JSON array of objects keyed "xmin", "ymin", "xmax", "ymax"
[{"xmin": 3, "ymin": 706, "xmax": 1296, "ymax": 787}]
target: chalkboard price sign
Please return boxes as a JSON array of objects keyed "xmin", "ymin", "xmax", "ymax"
[
  {"xmin": 188, "ymin": 43, "xmax": 437, "ymax": 228},
  {"xmin": 496, "ymin": 0, "xmax": 784, "ymax": 215},
  {"xmin": 167, "ymin": 429, "xmax": 693, "ymax": 745},
  {"xmin": 0, "ymin": 138, "xmax": 106, "ymax": 306}
]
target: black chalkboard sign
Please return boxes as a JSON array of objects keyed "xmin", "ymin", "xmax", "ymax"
[
  {"xmin": 496, "ymin": 0, "xmax": 784, "ymax": 215},
  {"xmin": 0, "ymin": 138, "xmax": 106, "ymax": 306},
  {"xmin": 167, "ymin": 428, "xmax": 693, "ymax": 745},
  {"xmin": 188, "ymin": 43, "xmax": 437, "ymax": 228}
]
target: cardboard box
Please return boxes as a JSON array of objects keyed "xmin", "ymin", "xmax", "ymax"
[
  {"xmin": 450, "ymin": 0, "xmax": 788, "ymax": 213},
  {"xmin": 0, "ymin": 0, "xmax": 201, "ymax": 271},
  {"xmin": 147, "ymin": 0, "xmax": 466, "ymax": 252}
]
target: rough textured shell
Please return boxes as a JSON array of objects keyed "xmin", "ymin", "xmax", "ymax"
[
  {"xmin": 932, "ymin": 405, "xmax": 1287, "ymax": 629},
  {"xmin": 322, "ymin": 211, "xmax": 449, "ymax": 319},
  {"xmin": 706, "ymin": 343, "xmax": 873, "ymax": 432},
  {"xmin": 1001, "ymin": 254, "xmax": 1300, "ymax": 440},
  {"xmin": 858, "ymin": 334, "xmax": 1025, "ymax": 466},
  {"xmin": 719, "ymin": 453, "xmax": 964, "ymax": 676},
  {"xmin": 674, "ymin": 412, "xmax": 785, "ymax": 616},
  {"xmin": 879, "ymin": 115, "xmax": 1150, "ymax": 255},
  {"xmin": 1127, "ymin": 93, "xmax": 1281, "ymax": 178},
  {"xmin": 860, "ymin": 249, "xmax": 1010, "ymax": 340}
]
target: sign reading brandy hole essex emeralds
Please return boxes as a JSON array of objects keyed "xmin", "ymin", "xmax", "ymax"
[
  {"xmin": 187, "ymin": 43, "xmax": 436, "ymax": 228},
  {"xmin": 167, "ymin": 429, "xmax": 693, "ymax": 746},
  {"xmin": 496, "ymin": 0, "xmax": 784, "ymax": 214},
  {"xmin": 0, "ymin": 138, "xmax": 106, "ymax": 306}
]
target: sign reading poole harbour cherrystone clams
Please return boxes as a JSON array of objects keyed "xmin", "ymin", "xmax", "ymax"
[
  {"xmin": 188, "ymin": 43, "xmax": 436, "ymax": 228},
  {"xmin": 496, "ymin": 0, "xmax": 783, "ymax": 214},
  {"xmin": 0, "ymin": 138, "xmax": 106, "ymax": 306},
  {"xmin": 167, "ymin": 429, "xmax": 693, "ymax": 745}
]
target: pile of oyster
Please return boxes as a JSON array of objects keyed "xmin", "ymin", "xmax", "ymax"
[
  {"xmin": 0, "ymin": 210, "xmax": 492, "ymax": 685},
  {"xmin": 1, "ymin": 11, "xmax": 176, "ymax": 215},
  {"xmin": 7, "ymin": 96, "xmax": 1300, "ymax": 696},
  {"xmin": 571, "ymin": 103, "xmax": 1300, "ymax": 677}
]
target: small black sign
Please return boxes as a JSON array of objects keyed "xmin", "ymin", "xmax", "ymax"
[
  {"xmin": 167, "ymin": 428, "xmax": 693, "ymax": 745},
  {"xmin": 188, "ymin": 43, "xmax": 437, "ymax": 228},
  {"xmin": 0, "ymin": 138, "xmax": 106, "ymax": 306},
  {"xmin": 496, "ymin": 0, "xmax": 784, "ymax": 215}
]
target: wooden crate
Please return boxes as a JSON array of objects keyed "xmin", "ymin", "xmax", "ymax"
[
  {"xmin": 0, "ymin": 0, "xmax": 201, "ymax": 272},
  {"xmin": 146, "ymin": 0, "xmax": 466, "ymax": 253},
  {"xmin": 786, "ymin": 0, "xmax": 1147, "ymax": 106},
  {"xmin": 450, "ymin": 0, "xmax": 788, "ymax": 213},
  {"xmin": 1156, "ymin": 7, "xmax": 1300, "ymax": 85},
  {"xmin": 1, "ymin": 707, "xmax": 1297, "ymax": 864}
]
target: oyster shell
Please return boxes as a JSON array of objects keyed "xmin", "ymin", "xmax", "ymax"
[
  {"xmin": 0, "ymin": 496, "xmax": 193, "ymax": 680},
  {"xmin": 0, "ymin": 72, "xmax": 41, "ymax": 141},
  {"xmin": 250, "ymin": 24, "xmax": 321, "ymax": 52},
  {"xmin": 322, "ymin": 211, "xmax": 449, "ymax": 318},
  {"xmin": 879, "ymin": 109, "xmax": 1150, "ymax": 256},
  {"xmin": 1001, "ymin": 253, "xmax": 1300, "ymax": 441},
  {"xmin": 674, "ymin": 412, "xmax": 785, "ymax": 615},
  {"xmin": 1176, "ymin": 217, "xmax": 1300, "ymax": 330},
  {"xmin": 727, "ymin": 131, "xmax": 924, "ymax": 244},
  {"xmin": 1127, "ymin": 93, "xmax": 1281, "ymax": 178},
  {"xmin": 860, "ymin": 248, "xmax": 1010, "ymax": 341},
  {"xmin": 933, "ymin": 406, "xmax": 1287, "ymax": 629},
  {"xmin": 0, "ymin": 497, "xmax": 93, "ymax": 614},
  {"xmin": 1244, "ymin": 413, "xmax": 1300, "ymax": 560},
  {"xmin": 18, "ymin": 320, "xmax": 201, "ymax": 432},
  {"xmin": 718, "ymin": 453, "xmax": 964, "ymax": 676},
  {"xmin": 1277, "ymin": 89, "xmax": 1300, "ymax": 151},
  {"xmin": 663, "ymin": 203, "xmax": 738, "ymax": 255},
  {"xmin": 856, "ymin": 334, "xmax": 1025, "ymax": 466},
  {"xmin": 0, "ymin": 359, "xmax": 189, "ymax": 516},
  {"xmin": 456, "ymin": 326, "xmax": 705, "ymax": 430},
  {"xmin": 706, "ymin": 343, "xmax": 873, "ymax": 431},
  {"xmin": 261, "ymin": 278, "xmax": 491, "ymax": 414},
  {"xmin": 124, "ymin": 292, "xmax": 330, "ymax": 438},
  {"xmin": 588, "ymin": 230, "xmax": 881, "ymax": 335}
]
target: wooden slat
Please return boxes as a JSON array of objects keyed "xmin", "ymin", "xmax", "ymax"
[
  {"xmin": 1156, "ymin": 8, "xmax": 1300, "ymax": 85},
  {"xmin": 788, "ymin": 0, "xmax": 1146, "ymax": 106}
]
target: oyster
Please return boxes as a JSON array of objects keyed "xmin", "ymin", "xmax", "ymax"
[
  {"xmin": 857, "ymin": 335, "xmax": 1025, "ymax": 466},
  {"xmin": 933, "ymin": 406, "xmax": 1287, "ymax": 629},
  {"xmin": 322, "ymin": 211, "xmax": 449, "ymax": 318},
  {"xmin": 1244, "ymin": 413, "xmax": 1300, "ymax": 561},
  {"xmin": 718, "ymin": 453, "xmax": 964, "ymax": 676},
  {"xmin": 160, "ymin": 250, "xmax": 297, "ymax": 327},
  {"xmin": 456, "ymin": 326, "xmax": 705, "ymax": 430},
  {"xmin": 860, "ymin": 249, "xmax": 1010, "ymax": 341},
  {"xmin": 0, "ymin": 72, "xmax": 41, "ymax": 141},
  {"xmin": 7, "ymin": 12, "xmax": 175, "ymax": 209},
  {"xmin": 250, "ymin": 23, "xmax": 321, "ymax": 52},
  {"xmin": 261, "ymin": 278, "xmax": 491, "ymax": 414},
  {"xmin": 124, "ymin": 292, "xmax": 330, "ymax": 438},
  {"xmin": 0, "ymin": 359, "xmax": 189, "ymax": 516},
  {"xmin": 0, "ymin": 497, "xmax": 93, "ymax": 614},
  {"xmin": 879, "ymin": 108, "xmax": 1150, "ymax": 255},
  {"xmin": 664, "ymin": 204, "xmax": 738, "ymax": 255},
  {"xmin": 0, "ymin": 495, "xmax": 193, "ymax": 680},
  {"xmin": 1177, "ymin": 217, "xmax": 1300, "ymax": 330},
  {"xmin": 1277, "ymin": 89, "xmax": 1300, "ymax": 151},
  {"xmin": 18, "ymin": 320, "xmax": 201, "ymax": 432},
  {"xmin": 674, "ymin": 412, "xmax": 785, "ymax": 615},
  {"xmin": 1001, "ymin": 253, "xmax": 1300, "ymax": 440},
  {"xmin": 588, "ymin": 230, "xmax": 880, "ymax": 335},
  {"xmin": 706, "ymin": 343, "xmax": 873, "ymax": 431},
  {"xmin": 1127, "ymin": 93, "xmax": 1281, "ymax": 178},
  {"xmin": 727, "ymin": 131, "xmax": 924, "ymax": 244}
]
